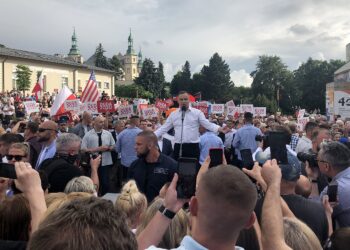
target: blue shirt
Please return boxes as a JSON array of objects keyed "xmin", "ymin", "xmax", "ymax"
[
  {"xmin": 116, "ymin": 126, "xmax": 142, "ymax": 167},
  {"xmin": 232, "ymin": 124, "xmax": 262, "ymax": 160},
  {"xmin": 199, "ymin": 131, "xmax": 224, "ymax": 164},
  {"xmin": 35, "ymin": 140, "xmax": 56, "ymax": 169},
  {"xmin": 320, "ymin": 167, "xmax": 350, "ymax": 227}
]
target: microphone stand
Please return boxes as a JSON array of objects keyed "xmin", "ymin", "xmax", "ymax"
[{"xmin": 179, "ymin": 106, "xmax": 186, "ymax": 158}]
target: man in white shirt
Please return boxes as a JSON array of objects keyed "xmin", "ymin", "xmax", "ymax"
[
  {"xmin": 155, "ymin": 91, "xmax": 229, "ymax": 161},
  {"xmin": 295, "ymin": 121, "xmax": 318, "ymax": 154}
]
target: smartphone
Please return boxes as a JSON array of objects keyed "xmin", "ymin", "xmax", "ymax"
[
  {"xmin": 327, "ymin": 183, "xmax": 338, "ymax": 202},
  {"xmin": 0, "ymin": 163, "xmax": 17, "ymax": 179},
  {"xmin": 209, "ymin": 148, "xmax": 223, "ymax": 168},
  {"xmin": 240, "ymin": 149, "xmax": 254, "ymax": 170},
  {"xmin": 269, "ymin": 131, "xmax": 288, "ymax": 165},
  {"xmin": 176, "ymin": 157, "xmax": 197, "ymax": 199}
]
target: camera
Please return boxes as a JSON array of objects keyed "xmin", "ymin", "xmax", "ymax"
[
  {"xmin": 255, "ymin": 133, "xmax": 270, "ymax": 149},
  {"xmin": 297, "ymin": 152, "xmax": 318, "ymax": 168}
]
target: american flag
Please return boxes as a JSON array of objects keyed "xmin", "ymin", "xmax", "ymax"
[{"xmin": 80, "ymin": 70, "xmax": 100, "ymax": 103}]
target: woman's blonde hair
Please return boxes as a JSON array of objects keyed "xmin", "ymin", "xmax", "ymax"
[
  {"xmin": 136, "ymin": 198, "xmax": 189, "ymax": 248},
  {"xmin": 9, "ymin": 142, "xmax": 30, "ymax": 157},
  {"xmin": 283, "ymin": 217, "xmax": 322, "ymax": 250},
  {"xmin": 64, "ymin": 176, "xmax": 95, "ymax": 194},
  {"xmin": 115, "ymin": 180, "xmax": 147, "ymax": 229}
]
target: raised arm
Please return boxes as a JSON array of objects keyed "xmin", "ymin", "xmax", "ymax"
[{"xmin": 154, "ymin": 113, "xmax": 174, "ymax": 139}]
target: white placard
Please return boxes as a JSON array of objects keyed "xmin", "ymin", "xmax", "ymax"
[
  {"xmin": 118, "ymin": 105, "xmax": 134, "ymax": 118},
  {"xmin": 240, "ymin": 104, "xmax": 254, "ymax": 113},
  {"xmin": 142, "ymin": 107, "xmax": 158, "ymax": 119},
  {"xmin": 86, "ymin": 101, "xmax": 98, "ymax": 114},
  {"xmin": 211, "ymin": 104, "xmax": 225, "ymax": 114},
  {"xmin": 297, "ymin": 109, "xmax": 306, "ymax": 119},
  {"xmin": 64, "ymin": 99, "xmax": 80, "ymax": 112},
  {"xmin": 334, "ymin": 90, "xmax": 350, "ymax": 118},
  {"xmin": 297, "ymin": 117, "xmax": 309, "ymax": 131},
  {"xmin": 24, "ymin": 101, "xmax": 39, "ymax": 114},
  {"xmin": 227, "ymin": 106, "xmax": 241, "ymax": 116},
  {"xmin": 225, "ymin": 100, "xmax": 235, "ymax": 107},
  {"xmin": 254, "ymin": 107, "xmax": 266, "ymax": 117}
]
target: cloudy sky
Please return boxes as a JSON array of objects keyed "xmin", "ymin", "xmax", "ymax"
[{"xmin": 1, "ymin": 0, "xmax": 350, "ymax": 86}]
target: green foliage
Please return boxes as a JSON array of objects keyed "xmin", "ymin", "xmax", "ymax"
[
  {"xmin": 192, "ymin": 53, "xmax": 233, "ymax": 102},
  {"xmin": 294, "ymin": 58, "xmax": 346, "ymax": 113},
  {"xmin": 15, "ymin": 65, "xmax": 32, "ymax": 94},
  {"xmin": 170, "ymin": 61, "xmax": 192, "ymax": 95},
  {"xmin": 94, "ymin": 43, "xmax": 110, "ymax": 69},
  {"xmin": 115, "ymin": 84, "xmax": 153, "ymax": 99},
  {"xmin": 109, "ymin": 55, "xmax": 123, "ymax": 79},
  {"xmin": 134, "ymin": 58, "xmax": 166, "ymax": 99}
]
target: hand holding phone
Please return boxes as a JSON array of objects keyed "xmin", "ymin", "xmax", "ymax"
[
  {"xmin": 176, "ymin": 157, "xmax": 197, "ymax": 199},
  {"xmin": 209, "ymin": 148, "xmax": 223, "ymax": 168},
  {"xmin": 0, "ymin": 163, "xmax": 17, "ymax": 179},
  {"xmin": 327, "ymin": 183, "xmax": 338, "ymax": 203}
]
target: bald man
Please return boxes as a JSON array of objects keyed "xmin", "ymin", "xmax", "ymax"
[
  {"xmin": 81, "ymin": 115, "xmax": 115, "ymax": 195},
  {"xmin": 36, "ymin": 120, "xmax": 58, "ymax": 169}
]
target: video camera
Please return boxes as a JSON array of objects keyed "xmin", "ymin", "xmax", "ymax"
[{"xmin": 297, "ymin": 152, "xmax": 318, "ymax": 168}]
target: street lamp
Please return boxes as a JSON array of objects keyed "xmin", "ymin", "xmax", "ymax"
[{"xmin": 276, "ymin": 81, "xmax": 280, "ymax": 111}]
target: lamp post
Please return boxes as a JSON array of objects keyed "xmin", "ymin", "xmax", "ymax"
[{"xmin": 276, "ymin": 81, "xmax": 280, "ymax": 111}]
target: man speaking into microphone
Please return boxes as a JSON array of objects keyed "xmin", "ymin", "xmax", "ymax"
[{"xmin": 155, "ymin": 91, "xmax": 229, "ymax": 161}]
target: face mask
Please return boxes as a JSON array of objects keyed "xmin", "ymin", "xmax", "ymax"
[{"xmin": 57, "ymin": 153, "xmax": 80, "ymax": 165}]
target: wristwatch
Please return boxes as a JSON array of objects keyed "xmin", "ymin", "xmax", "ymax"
[{"xmin": 159, "ymin": 205, "xmax": 176, "ymax": 219}]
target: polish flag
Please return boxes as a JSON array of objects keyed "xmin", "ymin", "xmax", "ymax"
[
  {"xmin": 32, "ymin": 72, "xmax": 44, "ymax": 101},
  {"xmin": 50, "ymin": 85, "xmax": 76, "ymax": 116}
]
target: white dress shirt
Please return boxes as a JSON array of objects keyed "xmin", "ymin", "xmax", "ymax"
[
  {"xmin": 295, "ymin": 136, "xmax": 312, "ymax": 154},
  {"xmin": 155, "ymin": 107, "xmax": 220, "ymax": 143}
]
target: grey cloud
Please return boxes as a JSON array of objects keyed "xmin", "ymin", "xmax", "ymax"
[
  {"xmin": 156, "ymin": 40, "xmax": 164, "ymax": 45},
  {"xmin": 289, "ymin": 24, "xmax": 313, "ymax": 35}
]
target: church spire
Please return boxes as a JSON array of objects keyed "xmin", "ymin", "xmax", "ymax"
[
  {"xmin": 138, "ymin": 47, "xmax": 143, "ymax": 67},
  {"xmin": 68, "ymin": 27, "xmax": 80, "ymax": 56},
  {"xmin": 126, "ymin": 28, "xmax": 135, "ymax": 55}
]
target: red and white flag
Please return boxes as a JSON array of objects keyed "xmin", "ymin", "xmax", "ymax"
[
  {"xmin": 32, "ymin": 72, "xmax": 44, "ymax": 101},
  {"xmin": 80, "ymin": 70, "xmax": 99, "ymax": 103},
  {"xmin": 50, "ymin": 85, "xmax": 76, "ymax": 116}
]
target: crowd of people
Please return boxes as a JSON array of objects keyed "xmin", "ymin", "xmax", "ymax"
[{"xmin": 0, "ymin": 90, "xmax": 349, "ymax": 249}]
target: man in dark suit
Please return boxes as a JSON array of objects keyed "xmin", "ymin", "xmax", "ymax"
[{"xmin": 158, "ymin": 136, "xmax": 173, "ymax": 157}]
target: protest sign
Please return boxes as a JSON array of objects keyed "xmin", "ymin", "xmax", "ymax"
[
  {"xmin": 297, "ymin": 117, "xmax": 309, "ymax": 131},
  {"xmin": 226, "ymin": 100, "xmax": 235, "ymax": 107},
  {"xmin": 97, "ymin": 100, "xmax": 115, "ymax": 113},
  {"xmin": 211, "ymin": 104, "xmax": 225, "ymax": 114},
  {"xmin": 297, "ymin": 109, "xmax": 306, "ymax": 120},
  {"xmin": 142, "ymin": 107, "xmax": 158, "ymax": 119},
  {"xmin": 86, "ymin": 102, "xmax": 98, "ymax": 114},
  {"xmin": 240, "ymin": 104, "xmax": 254, "ymax": 113},
  {"xmin": 118, "ymin": 105, "xmax": 134, "ymax": 118},
  {"xmin": 24, "ymin": 101, "xmax": 39, "ymax": 114},
  {"xmin": 192, "ymin": 103, "xmax": 209, "ymax": 118},
  {"xmin": 155, "ymin": 100, "xmax": 167, "ymax": 111},
  {"xmin": 64, "ymin": 99, "xmax": 80, "ymax": 113},
  {"xmin": 165, "ymin": 98, "xmax": 174, "ymax": 107},
  {"xmin": 227, "ymin": 106, "xmax": 241, "ymax": 116},
  {"xmin": 254, "ymin": 107, "xmax": 266, "ymax": 117}
]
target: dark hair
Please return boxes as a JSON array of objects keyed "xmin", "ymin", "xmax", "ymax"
[
  {"xmin": 0, "ymin": 133, "xmax": 23, "ymax": 145},
  {"xmin": 244, "ymin": 112, "xmax": 253, "ymax": 121},
  {"xmin": 177, "ymin": 91, "xmax": 188, "ymax": 96},
  {"xmin": 137, "ymin": 130, "xmax": 158, "ymax": 146},
  {"xmin": 305, "ymin": 121, "xmax": 318, "ymax": 133},
  {"xmin": 271, "ymin": 124, "xmax": 292, "ymax": 144},
  {"xmin": 330, "ymin": 227, "xmax": 350, "ymax": 250},
  {"xmin": 26, "ymin": 122, "xmax": 39, "ymax": 134},
  {"xmin": 29, "ymin": 197, "xmax": 137, "ymax": 250},
  {"xmin": 0, "ymin": 194, "xmax": 31, "ymax": 241},
  {"xmin": 236, "ymin": 227, "xmax": 260, "ymax": 250}
]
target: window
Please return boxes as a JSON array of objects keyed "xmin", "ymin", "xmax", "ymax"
[
  {"xmin": 133, "ymin": 58, "xmax": 136, "ymax": 62},
  {"xmin": 104, "ymin": 82, "xmax": 109, "ymax": 89},
  {"xmin": 12, "ymin": 71, "xmax": 17, "ymax": 89},
  {"xmin": 78, "ymin": 80, "xmax": 81, "ymax": 88},
  {"xmin": 133, "ymin": 68, "xmax": 136, "ymax": 74},
  {"xmin": 61, "ymin": 76, "xmax": 68, "ymax": 88},
  {"xmin": 43, "ymin": 75, "xmax": 47, "ymax": 92},
  {"xmin": 97, "ymin": 81, "xmax": 101, "ymax": 89}
]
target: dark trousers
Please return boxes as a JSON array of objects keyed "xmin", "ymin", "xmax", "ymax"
[
  {"xmin": 109, "ymin": 159, "xmax": 123, "ymax": 193},
  {"xmin": 174, "ymin": 143, "xmax": 200, "ymax": 161},
  {"xmin": 121, "ymin": 165, "xmax": 129, "ymax": 183},
  {"xmin": 98, "ymin": 164, "xmax": 112, "ymax": 196}
]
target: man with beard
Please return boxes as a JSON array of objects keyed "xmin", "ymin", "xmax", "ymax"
[
  {"xmin": 35, "ymin": 121, "xmax": 58, "ymax": 169},
  {"xmin": 128, "ymin": 130, "xmax": 177, "ymax": 202}
]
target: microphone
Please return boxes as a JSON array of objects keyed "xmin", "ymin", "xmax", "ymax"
[{"xmin": 181, "ymin": 105, "xmax": 187, "ymax": 120}]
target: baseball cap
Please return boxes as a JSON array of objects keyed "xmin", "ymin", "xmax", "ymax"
[{"xmin": 255, "ymin": 150, "xmax": 301, "ymax": 182}]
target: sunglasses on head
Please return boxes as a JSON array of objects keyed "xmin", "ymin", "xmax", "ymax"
[
  {"xmin": 6, "ymin": 154, "xmax": 26, "ymax": 161},
  {"xmin": 38, "ymin": 128, "xmax": 57, "ymax": 133}
]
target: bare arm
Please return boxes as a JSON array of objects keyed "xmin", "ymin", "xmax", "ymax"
[
  {"xmin": 261, "ymin": 160, "xmax": 292, "ymax": 250},
  {"xmin": 90, "ymin": 155, "xmax": 101, "ymax": 192}
]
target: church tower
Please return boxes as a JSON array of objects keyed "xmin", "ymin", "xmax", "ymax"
[
  {"xmin": 123, "ymin": 29, "xmax": 139, "ymax": 81},
  {"xmin": 67, "ymin": 28, "xmax": 83, "ymax": 63},
  {"xmin": 137, "ymin": 48, "xmax": 143, "ymax": 74}
]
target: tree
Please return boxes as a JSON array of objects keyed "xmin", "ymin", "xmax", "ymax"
[
  {"xmin": 115, "ymin": 84, "xmax": 153, "ymax": 99},
  {"xmin": 134, "ymin": 58, "xmax": 165, "ymax": 99},
  {"xmin": 109, "ymin": 55, "xmax": 123, "ymax": 79},
  {"xmin": 192, "ymin": 53, "xmax": 233, "ymax": 102},
  {"xmin": 250, "ymin": 55, "xmax": 295, "ymax": 113},
  {"xmin": 15, "ymin": 65, "xmax": 32, "ymax": 95},
  {"xmin": 94, "ymin": 43, "xmax": 110, "ymax": 69},
  {"xmin": 170, "ymin": 61, "xmax": 192, "ymax": 95},
  {"xmin": 294, "ymin": 58, "xmax": 346, "ymax": 112}
]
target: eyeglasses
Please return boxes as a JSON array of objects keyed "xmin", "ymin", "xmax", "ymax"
[
  {"xmin": 6, "ymin": 154, "xmax": 26, "ymax": 161},
  {"xmin": 147, "ymin": 124, "xmax": 153, "ymax": 127},
  {"xmin": 38, "ymin": 128, "xmax": 57, "ymax": 133}
]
